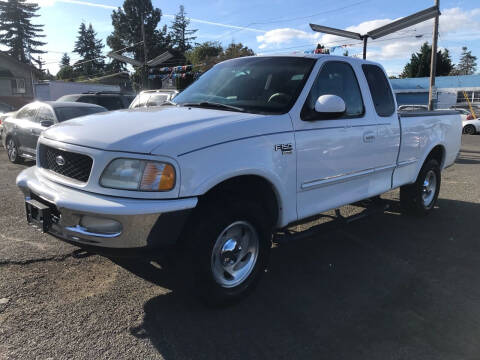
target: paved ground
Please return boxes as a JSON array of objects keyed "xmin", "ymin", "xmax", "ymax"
[{"xmin": 1, "ymin": 136, "xmax": 480, "ymax": 360}]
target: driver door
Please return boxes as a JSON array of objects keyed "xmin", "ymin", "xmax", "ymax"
[{"xmin": 294, "ymin": 61, "xmax": 373, "ymax": 220}]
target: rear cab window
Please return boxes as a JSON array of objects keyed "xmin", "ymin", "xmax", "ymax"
[{"xmin": 362, "ymin": 64, "xmax": 395, "ymax": 117}]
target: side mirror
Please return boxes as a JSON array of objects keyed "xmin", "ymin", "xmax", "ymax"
[
  {"xmin": 40, "ymin": 120, "xmax": 54, "ymax": 127},
  {"xmin": 314, "ymin": 95, "xmax": 346, "ymax": 117}
]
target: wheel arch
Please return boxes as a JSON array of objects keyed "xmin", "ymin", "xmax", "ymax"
[
  {"xmin": 420, "ymin": 144, "xmax": 446, "ymax": 171},
  {"xmin": 197, "ymin": 174, "xmax": 282, "ymax": 229}
]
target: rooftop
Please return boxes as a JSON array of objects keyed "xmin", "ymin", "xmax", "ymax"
[{"xmin": 391, "ymin": 74, "xmax": 480, "ymax": 90}]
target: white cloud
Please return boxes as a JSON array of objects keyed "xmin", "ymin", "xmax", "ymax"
[
  {"xmin": 256, "ymin": 7, "xmax": 480, "ymax": 62},
  {"xmin": 256, "ymin": 28, "xmax": 320, "ymax": 49}
]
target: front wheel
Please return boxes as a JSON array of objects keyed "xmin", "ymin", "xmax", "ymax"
[
  {"xmin": 184, "ymin": 198, "xmax": 272, "ymax": 305},
  {"xmin": 400, "ymin": 159, "xmax": 441, "ymax": 216},
  {"xmin": 463, "ymin": 125, "xmax": 476, "ymax": 135},
  {"xmin": 6, "ymin": 137, "xmax": 22, "ymax": 164}
]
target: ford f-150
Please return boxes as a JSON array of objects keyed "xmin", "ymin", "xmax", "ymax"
[{"xmin": 16, "ymin": 54, "xmax": 462, "ymax": 304}]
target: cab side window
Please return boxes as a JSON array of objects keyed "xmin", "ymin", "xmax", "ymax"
[{"xmin": 301, "ymin": 61, "xmax": 364, "ymax": 121}]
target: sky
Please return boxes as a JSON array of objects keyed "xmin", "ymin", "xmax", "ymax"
[{"xmin": 24, "ymin": 0, "xmax": 480, "ymax": 76}]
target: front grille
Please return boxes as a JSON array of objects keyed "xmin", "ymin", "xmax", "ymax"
[{"xmin": 39, "ymin": 144, "xmax": 93, "ymax": 183}]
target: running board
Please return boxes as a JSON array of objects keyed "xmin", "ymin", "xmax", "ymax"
[{"xmin": 273, "ymin": 199, "xmax": 389, "ymax": 244}]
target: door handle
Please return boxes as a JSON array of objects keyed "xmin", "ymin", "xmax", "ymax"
[{"xmin": 363, "ymin": 131, "xmax": 376, "ymax": 143}]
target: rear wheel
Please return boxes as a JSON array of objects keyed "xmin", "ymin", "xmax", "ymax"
[
  {"xmin": 6, "ymin": 137, "xmax": 22, "ymax": 164},
  {"xmin": 184, "ymin": 198, "xmax": 272, "ymax": 305},
  {"xmin": 463, "ymin": 125, "xmax": 476, "ymax": 135},
  {"xmin": 400, "ymin": 159, "xmax": 441, "ymax": 216}
]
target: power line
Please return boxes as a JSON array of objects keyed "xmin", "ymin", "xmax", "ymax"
[
  {"xmin": 214, "ymin": 0, "xmax": 371, "ymax": 42},
  {"xmin": 43, "ymin": 41, "xmax": 144, "ymax": 66}
]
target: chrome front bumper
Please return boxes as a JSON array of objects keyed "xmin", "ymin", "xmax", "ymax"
[{"xmin": 16, "ymin": 167, "xmax": 198, "ymax": 249}]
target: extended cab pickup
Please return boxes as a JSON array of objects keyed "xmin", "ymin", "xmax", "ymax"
[{"xmin": 17, "ymin": 55, "xmax": 462, "ymax": 303}]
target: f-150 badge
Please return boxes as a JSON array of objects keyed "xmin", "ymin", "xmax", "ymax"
[{"xmin": 274, "ymin": 143, "xmax": 293, "ymax": 155}]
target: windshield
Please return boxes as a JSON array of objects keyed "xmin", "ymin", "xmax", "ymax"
[
  {"xmin": 173, "ymin": 56, "xmax": 315, "ymax": 114},
  {"xmin": 54, "ymin": 106, "xmax": 106, "ymax": 122},
  {"xmin": 130, "ymin": 93, "xmax": 170, "ymax": 108}
]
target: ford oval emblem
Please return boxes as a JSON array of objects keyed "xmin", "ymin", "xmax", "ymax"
[{"xmin": 55, "ymin": 155, "xmax": 65, "ymax": 166}]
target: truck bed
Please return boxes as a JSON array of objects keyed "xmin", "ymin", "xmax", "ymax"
[{"xmin": 398, "ymin": 110, "xmax": 460, "ymax": 117}]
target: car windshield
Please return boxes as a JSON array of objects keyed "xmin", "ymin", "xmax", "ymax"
[
  {"xmin": 54, "ymin": 106, "xmax": 106, "ymax": 122},
  {"xmin": 173, "ymin": 56, "xmax": 315, "ymax": 115}
]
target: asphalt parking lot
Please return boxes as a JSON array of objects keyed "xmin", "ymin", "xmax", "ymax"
[{"xmin": 1, "ymin": 136, "xmax": 480, "ymax": 360}]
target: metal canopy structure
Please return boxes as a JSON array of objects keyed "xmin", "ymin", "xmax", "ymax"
[
  {"xmin": 107, "ymin": 51, "xmax": 173, "ymax": 68},
  {"xmin": 309, "ymin": 5, "xmax": 440, "ymax": 59}
]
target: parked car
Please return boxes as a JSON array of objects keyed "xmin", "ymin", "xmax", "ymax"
[
  {"xmin": 57, "ymin": 92, "xmax": 134, "ymax": 111},
  {"xmin": 17, "ymin": 55, "xmax": 462, "ymax": 304},
  {"xmin": 0, "ymin": 102, "xmax": 13, "ymax": 114},
  {"xmin": 2, "ymin": 101, "xmax": 106, "ymax": 163},
  {"xmin": 129, "ymin": 89, "xmax": 179, "ymax": 109},
  {"xmin": 461, "ymin": 118, "xmax": 480, "ymax": 135},
  {"xmin": 439, "ymin": 108, "xmax": 479, "ymax": 134},
  {"xmin": 0, "ymin": 111, "xmax": 16, "ymax": 147},
  {"xmin": 398, "ymin": 104, "xmax": 428, "ymax": 112},
  {"xmin": 451, "ymin": 105, "xmax": 480, "ymax": 117}
]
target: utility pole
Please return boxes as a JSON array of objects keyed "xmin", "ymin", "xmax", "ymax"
[
  {"xmin": 141, "ymin": 13, "xmax": 148, "ymax": 89},
  {"xmin": 362, "ymin": 36, "xmax": 368, "ymax": 59},
  {"xmin": 428, "ymin": 0, "xmax": 440, "ymax": 111}
]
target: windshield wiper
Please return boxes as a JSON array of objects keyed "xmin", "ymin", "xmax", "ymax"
[{"xmin": 180, "ymin": 102, "xmax": 245, "ymax": 112}]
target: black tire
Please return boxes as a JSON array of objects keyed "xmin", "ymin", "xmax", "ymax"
[
  {"xmin": 184, "ymin": 197, "xmax": 272, "ymax": 306},
  {"xmin": 400, "ymin": 159, "xmax": 441, "ymax": 216},
  {"xmin": 463, "ymin": 125, "xmax": 476, "ymax": 135},
  {"xmin": 6, "ymin": 136, "xmax": 23, "ymax": 164}
]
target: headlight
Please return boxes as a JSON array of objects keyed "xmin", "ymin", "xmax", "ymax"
[{"xmin": 100, "ymin": 158, "xmax": 176, "ymax": 191}]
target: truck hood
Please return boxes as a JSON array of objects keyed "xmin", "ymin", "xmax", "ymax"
[{"xmin": 42, "ymin": 107, "xmax": 292, "ymax": 156}]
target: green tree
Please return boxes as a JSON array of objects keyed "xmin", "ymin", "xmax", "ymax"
[
  {"xmin": 185, "ymin": 41, "xmax": 223, "ymax": 70},
  {"xmin": 60, "ymin": 53, "xmax": 70, "ymax": 67},
  {"xmin": 400, "ymin": 42, "xmax": 453, "ymax": 78},
  {"xmin": 220, "ymin": 42, "xmax": 255, "ymax": 61},
  {"xmin": 56, "ymin": 53, "xmax": 73, "ymax": 80},
  {"xmin": 73, "ymin": 22, "xmax": 105, "ymax": 77},
  {"xmin": 169, "ymin": 5, "xmax": 197, "ymax": 53},
  {"xmin": 450, "ymin": 46, "xmax": 477, "ymax": 75},
  {"xmin": 107, "ymin": 0, "xmax": 169, "ymax": 66},
  {"xmin": 0, "ymin": 0, "xmax": 45, "ymax": 63}
]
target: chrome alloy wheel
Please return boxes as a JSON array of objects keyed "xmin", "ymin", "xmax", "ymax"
[
  {"xmin": 211, "ymin": 221, "xmax": 259, "ymax": 288},
  {"xmin": 422, "ymin": 170, "xmax": 437, "ymax": 207},
  {"xmin": 6, "ymin": 138, "xmax": 17, "ymax": 162}
]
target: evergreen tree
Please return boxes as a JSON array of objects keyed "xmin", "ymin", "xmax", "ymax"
[
  {"xmin": 0, "ymin": 0, "xmax": 46, "ymax": 63},
  {"xmin": 60, "ymin": 53, "xmax": 70, "ymax": 67},
  {"xmin": 169, "ymin": 5, "xmax": 197, "ymax": 53},
  {"xmin": 400, "ymin": 42, "xmax": 453, "ymax": 78},
  {"xmin": 451, "ymin": 46, "xmax": 477, "ymax": 75},
  {"xmin": 107, "ymin": 0, "xmax": 169, "ymax": 66},
  {"xmin": 73, "ymin": 22, "xmax": 105, "ymax": 77}
]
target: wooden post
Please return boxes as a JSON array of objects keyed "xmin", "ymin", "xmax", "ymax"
[
  {"xmin": 428, "ymin": 0, "xmax": 439, "ymax": 111},
  {"xmin": 141, "ymin": 13, "xmax": 148, "ymax": 89}
]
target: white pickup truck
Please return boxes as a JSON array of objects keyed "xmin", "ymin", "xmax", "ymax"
[{"xmin": 17, "ymin": 54, "xmax": 461, "ymax": 304}]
